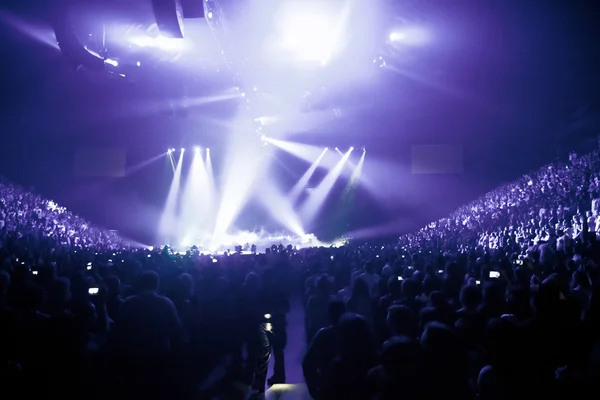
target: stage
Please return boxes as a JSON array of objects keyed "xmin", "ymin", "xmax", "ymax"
[{"xmin": 159, "ymin": 231, "xmax": 349, "ymax": 255}]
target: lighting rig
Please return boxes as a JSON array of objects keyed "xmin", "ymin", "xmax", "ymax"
[
  {"xmin": 52, "ymin": 0, "xmax": 207, "ymax": 71},
  {"xmin": 52, "ymin": 0, "xmax": 413, "ymax": 134}
]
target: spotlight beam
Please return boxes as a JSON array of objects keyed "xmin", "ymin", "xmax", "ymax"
[
  {"xmin": 179, "ymin": 149, "xmax": 211, "ymax": 245},
  {"xmin": 288, "ymin": 147, "xmax": 327, "ymax": 203},
  {"xmin": 158, "ymin": 150, "xmax": 184, "ymax": 243},
  {"xmin": 264, "ymin": 137, "xmax": 326, "ymax": 164},
  {"xmin": 300, "ymin": 147, "xmax": 353, "ymax": 223},
  {"xmin": 169, "ymin": 152, "xmax": 175, "ymax": 173},
  {"xmin": 349, "ymin": 150, "xmax": 366, "ymax": 185},
  {"xmin": 255, "ymin": 180, "xmax": 305, "ymax": 237},
  {"xmin": 212, "ymin": 135, "xmax": 267, "ymax": 245}
]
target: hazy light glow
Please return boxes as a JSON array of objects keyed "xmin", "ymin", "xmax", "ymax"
[
  {"xmin": 270, "ymin": 0, "xmax": 351, "ymax": 64},
  {"xmin": 187, "ymin": 92, "xmax": 242, "ymax": 106},
  {"xmin": 389, "ymin": 32, "xmax": 406, "ymax": 42},
  {"xmin": 264, "ymin": 138, "xmax": 327, "ymax": 164},
  {"xmin": 254, "ymin": 180, "xmax": 305, "ymax": 237},
  {"xmin": 264, "ymin": 138, "xmax": 350, "ymax": 173},
  {"xmin": 179, "ymin": 150, "xmax": 214, "ymax": 245},
  {"xmin": 168, "ymin": 151, "xmax": 175, "ymax": 172},
  {"xmin": 105, "ymin": 58, "xmax": 118, "ymax": 67},
  {"xmin": 337, "ymin": 147, "xmax": 356, "ymax": 171},
  {"xmin": 2, "ymin": 10, "xmax": 59, "ymax": 50},
  {"xmin": 158, "ymin": 151, "xmax": 184, "ymax": 242},
  {"xmin": 204, "ymin": 148, "xmax": 217, "ymax": 229},
  {"xmin": 288, "ymin": 147, "xmax": 328, "ymax": 204},
  {"xmin": 211, "ymin": 129, "xmax": 267, "ymax": 246},
  {"xmin": 130, "ymin": 35, "xmax": 187, "ymax": 52},
  {"xmin": 348, "ymin": 150, "xmax": 366, "ymax": 185},
  {"xmin": 300, "ymin": 147, "xmax": 353, "ymax": 223},
  {"xmin": 388, "ymin": 26, "xmax": 433, "ymax": 46}
]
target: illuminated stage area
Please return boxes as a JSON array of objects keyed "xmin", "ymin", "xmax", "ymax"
[
  {"xmin": 166, "ymin": 233, "xmax": 347, "ymax": 255},
  {"xmin": 157, "ymin": 146, "xmax": 362, "ymax": 251}
]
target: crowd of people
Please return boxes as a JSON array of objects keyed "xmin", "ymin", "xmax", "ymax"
[
  {"xmin": 1, "ymin": 147, "xmax": 600, "ymax": 399},
  {"xmin": 400, "ymin": 150, "xmax": 600, "ymax": 252},
  {"xmin": 300, "ymin": 148, "xmax": 600, "ymax": 399},
  {"xmin": 0, "ymin": 177, "xmax": 126, "ymax": 249}
]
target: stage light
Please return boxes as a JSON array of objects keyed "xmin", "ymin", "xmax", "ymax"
[
  {"xmin": 130, "ymin": 35, "xmax": 186, "ymax": 52},
  {"xmin": 136, "ymin": 61, "xmax": 141, "ymax": 67},
  {"xmin": 167, "ymin": 149, "xmax": 172, "ymax": 154},
  {"xmin": 373, "ymin": 56, "xmax": 386, "ymax": 68},
  {"xmin": 181, "ymin": 148, "xmax": 185, "ymax": 152},
  {"xmin": 325, "ymin": 147, "xmax": 328, "ymax": 150},
  {"xmin": 206, "ymin": 148, "xmax": 210, "ymax": 152},
  {"xmin": 171, "ymin": 148, "xmax": 176, "ymax": 152},
  {"xmin": 350, "ymin": 147, "xmax": 354, "ymax": 151},
  {"xmin": 276, "ymin": 2, "xmax": 343, "ymax": 64},
  {"xmin": 389, "ymin": 32, "xmax": 406, "ymax": 42},
  {"xmin": 361, "ymin": 146, "xmax": 366, "ymax": 152},
  {"xmin": 335, "ymin": 147, "xmax": 339, "ymax": 151},
  {"xmin": 207, "ymin": 12, "xmax": 213, "ymax": 19},
  {"xmin": 194, "ymin": 146, "xmax": 200, "ymax": 152},
  {"xmin": 105, "ymin": 58, "xmax": 118, "ymax": 67},
  {"xmin": 388, "ymin": 27, "xmax": 432, "ymax": 46},
  {"xmin": 151, "ymin": 0, "xmax": 185, "ymax": 38}
]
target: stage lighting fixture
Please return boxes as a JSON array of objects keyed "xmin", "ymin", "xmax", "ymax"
[
  {"xmin": 335, "ymin": 147, "xmax": 339, "ymax": 151},
  {"xmin": 151, "ymin": 0, "xmax": 185, "ymax": 38},
  {"xmin": 181, "ymin": 0, "xmax": 205, "ymax": 18},
  {"xmin": 194, "ymin": 146, "xmax": 200, "ymax": 151},
  {"xmin": 136, "ymin": 61, "xmax": 141, "ymax": 67},
  {"xmin": 389, "ymin": 32, "xmax": 406, "ymax": 42},
  {"xmin": 181, "ymin": 148, "xmax": 185, "ymax": 151},
  {"xmin": 373, "ymin": 56, "xmax": 386, "ymax": 68},
  {"xmin": 52, "ymin": 0, "xmax": 104, "ymax": 71},
  {"xmin": 361, "ymin": 146, "xmax": 366, "ymax": 152},
  {"xmin": 167, "ymin": 149, "xmax": 172, "ymax": 154},
  {"xmin": 206, "ymin": 148, "xmax": 210, "ymax": 152},
  {"xmin": 350, "ymin": 147, "xmax": 354, "ymax": 151},
  {"xmin": 105, "ymin": 58, "xmax": 118, "ymax": 67}
]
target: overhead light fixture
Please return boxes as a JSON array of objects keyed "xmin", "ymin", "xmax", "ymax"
[{"xmin": 104, "ymin": 58, "xmax": 118, "ymax": 67}]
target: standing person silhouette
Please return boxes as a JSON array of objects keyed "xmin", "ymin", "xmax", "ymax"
[{"xmin": 262, "ymin": 268, "xmax": 290, "ymax": 386}]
